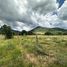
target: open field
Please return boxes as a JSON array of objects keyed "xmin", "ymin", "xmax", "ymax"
[{"xmin": 0, "ymin": 35, "xmax": 67, "ymax": 67}]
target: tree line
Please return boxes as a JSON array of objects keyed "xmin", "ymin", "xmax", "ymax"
[
  {"xmin": 0, "ymin": 25, "xmax": 34, "ymax": 39},
  {"xmin": 0, "ymin": 25, "xmax": 67, "ymax": 39}
]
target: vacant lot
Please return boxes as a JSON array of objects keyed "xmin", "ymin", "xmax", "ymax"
[{"xmin": 0, "ymin": 35, "xmax": 67, "ymax": 67}]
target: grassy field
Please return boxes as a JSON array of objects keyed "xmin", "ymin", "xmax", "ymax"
[{"xmin": 0, "ymin": 35, "xmax": 67, "ymax": 67}]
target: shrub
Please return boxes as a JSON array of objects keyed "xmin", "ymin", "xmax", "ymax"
[{"xmin": 45, "ymin": 31, "xmax": 53, "ymax": 35}]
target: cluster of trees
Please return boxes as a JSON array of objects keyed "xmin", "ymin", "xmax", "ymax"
[
  {"xmin": 0, "ymin": 25, "xmax": 34, "ymax": 39},
  {"xmin": 45, "ymin": 31, "xmax": 67, "ymax": 35},
  {"xmin": 21, "ymin": 30, "xmax": 34, "ymax": 35}
]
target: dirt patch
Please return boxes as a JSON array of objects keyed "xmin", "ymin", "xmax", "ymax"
[{"xmin": 26, "ymin": 53, "xmax": 38, "ymax": 64}]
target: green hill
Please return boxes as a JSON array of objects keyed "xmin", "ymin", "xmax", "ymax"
[{"xmin": 31, "ymin": 26, "xmax": 67, "ymax": 35}]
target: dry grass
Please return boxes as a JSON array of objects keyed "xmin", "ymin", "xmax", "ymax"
[{"xmin": 0, "ymin": 35, "xmax": 67, "ymax": 67}]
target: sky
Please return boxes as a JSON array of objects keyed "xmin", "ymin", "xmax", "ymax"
[
  {"xmin": 0, "ymin": 0, "xmax": 67, "ymax": 31},
  {"xmin": 57, "ymin": 0, "xmax": 65, "ymax": 8}
]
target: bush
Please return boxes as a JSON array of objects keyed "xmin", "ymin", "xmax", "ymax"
[
  {"xmin": 45, "ymin": 31, "xmax": 53, "ymax": 35},
  {"xmin": 63, "ymin": 32, "xmax": 67, "ymax": 35}
]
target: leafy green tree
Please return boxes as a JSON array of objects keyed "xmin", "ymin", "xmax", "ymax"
[
  {"xmin": 1, "ymin": 25, "xmax": 13, "ymax": 39},
  {"xmin": 21, "ymin": 30, "xmax": 27, "ymax": 35},
  {"xmin": 45, "ymin": 31, "xmax": 53, "ymax": 35}
]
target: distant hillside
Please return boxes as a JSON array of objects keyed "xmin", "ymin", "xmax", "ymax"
[
  {"xmin": 31, "ymin": 26, "xmax": 67, "ymax": 35},
  {"xmin": 0, "ymin": 26, "xmax": 67, "ymax": 35}
]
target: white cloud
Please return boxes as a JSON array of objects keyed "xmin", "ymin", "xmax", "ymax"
[
  {"xmin": 58, "ymin": 0, "xmax": 67, "ymax": 21},
  {"xmin": 0, "ymin": 20, "xmax": 4, "ymax": 27},
  {"xmin": 27, "ymin": 0, "xmax": 58, "ymax": 14},
  {"xmin": 0, "ymin": 0, "xmax": 28, "ymax": 21},
  {"xmin": 38, "ymin": 12, "xmax": 67, "ymax": 29},
  {"xmin": 0, "ymin": 0, "xmax": 58, "ymax": 31}
]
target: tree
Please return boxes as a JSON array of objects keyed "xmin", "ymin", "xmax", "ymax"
[
  {"xmin": 63, "ymin": 32, "xmax": 67, "ymax": 35},
  {"xmin": 1, "ymin": 25, "xmax": 13, "ymax": 39},
  {"xmin": 45, "ymin": 31, "xmax": 53, "ymax": 35},
  {"xmin": 57, "ymin": 32, "xmax": 63, "ymax": 35},
  {"xmin": 21, "ymin": 30, "xmax": 27, "ymax": 35},
  {"xmin": 27, "ymin": 31, "xmax": 34, "ymax": 35}
]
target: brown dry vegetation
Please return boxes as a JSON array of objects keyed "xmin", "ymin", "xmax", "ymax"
[{"xmin": 0, "ymin": 35, "xmax": 67, "ymax": 67}]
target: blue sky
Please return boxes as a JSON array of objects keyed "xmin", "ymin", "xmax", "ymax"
[{"xmin": 57, "ymin": 0, "xmax": 65, "ymax": 8}]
